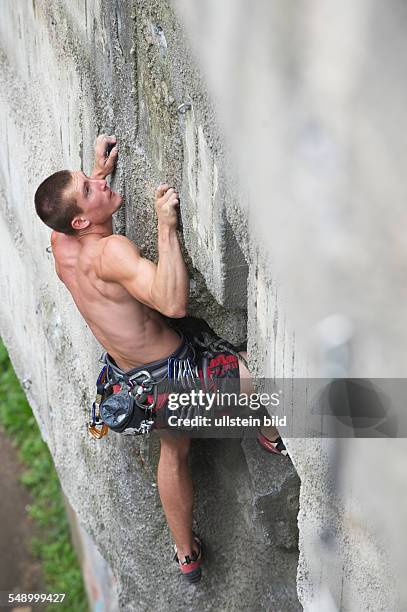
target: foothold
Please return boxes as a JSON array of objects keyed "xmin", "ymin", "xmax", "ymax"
[
  {"xmin": 153, "ymin": 24, "xmax": 167, "ymax": 55},
  {"xmin": 177, "ymin": 102, "xmax": 192, "ymax": 115}
]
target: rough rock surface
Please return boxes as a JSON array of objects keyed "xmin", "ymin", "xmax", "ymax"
[{"xmin": 174, "ymin": 1, "xmax": 407, "ymax": 611}]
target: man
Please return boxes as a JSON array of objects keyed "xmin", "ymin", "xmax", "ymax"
[{"xmin": 34, "ymin": 134, "xmax": 286, "ymax": 582}]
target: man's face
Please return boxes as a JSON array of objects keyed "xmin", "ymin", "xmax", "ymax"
[{"xmin": 67, "ymin": 171, "xmax": 123, "ymax": 228}]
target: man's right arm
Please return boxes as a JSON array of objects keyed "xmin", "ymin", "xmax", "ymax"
[{"xmin": 99, "ymin": 185, "xmax": 189, "ymax": 318}]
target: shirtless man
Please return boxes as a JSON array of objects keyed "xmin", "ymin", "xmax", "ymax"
[{"xmin": 34, "ymin": 134, "xmax": 285, "ymax": 582}]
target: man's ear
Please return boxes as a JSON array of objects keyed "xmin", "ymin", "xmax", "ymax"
[{"xmin": 71, "ymin": 216, "xmax": 90, "ymax": 231}]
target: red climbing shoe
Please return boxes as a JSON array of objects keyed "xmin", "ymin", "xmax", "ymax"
[
  {"xmin": 257, "ymin": 430, "xmax": 289, "ymax": 457},
  {"xmin": 174, "ymin": 535, "xmax": 203, "ymax": 584}
]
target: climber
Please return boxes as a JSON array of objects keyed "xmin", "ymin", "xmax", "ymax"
[{"xmin": 34, "ymin": 134, "xmax": 287, "ymax": 583}]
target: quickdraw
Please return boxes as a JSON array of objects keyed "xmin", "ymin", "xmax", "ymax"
[
  {"xmin": 167, "ymin": 356, "xmax": 199, "ymax": 390},
  {"xmin": 127, "ymin": 369, "xmax": 157, "ymax": 410},
  {"xmin": 88, "ymin": 365, "xmax": 110, "ymax": 439}
]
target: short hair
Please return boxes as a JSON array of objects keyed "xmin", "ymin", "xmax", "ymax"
[{"xmin": 34, "ymin": 170, "xmax": 83, "ymax": 235}]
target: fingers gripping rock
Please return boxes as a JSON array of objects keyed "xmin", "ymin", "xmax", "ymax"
[{"xmin": 155, "ymin": 184, "xmax": 180, "ymax": 228}]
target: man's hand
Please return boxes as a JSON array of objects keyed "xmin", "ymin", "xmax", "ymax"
[
  {"xmin": 155, "ymin": 184, "xmax": 179, "ymax": 229},
  {"xmin": 91, "ymin": 134, "xmax": 118, "ymax": 180}
]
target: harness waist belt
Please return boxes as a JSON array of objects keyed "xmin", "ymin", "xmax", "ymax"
[{"xmin": 103, "ymin": 333, "xmax": 195, "ymax": 383}]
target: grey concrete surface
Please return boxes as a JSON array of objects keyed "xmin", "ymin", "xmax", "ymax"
[
  {"xmin": 174, "ymin": 1, "xmax": 407, "ymax": 610},
  {"xmin": 6, "ymin": 0, "xmax": 406, "ymax": 610},
  {"xmin": 0, "ymin": 1, "xmax": 299, "ymax": 611},
  {"xmin": 4, "ymin": 0, "xmax": 407, "ymax": 610}
]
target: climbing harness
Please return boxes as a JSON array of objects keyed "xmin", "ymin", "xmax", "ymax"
[
  {"xmin": 88, "ymin": 329, "xmax": 244, "ymax": 439},
  {"xmin": 88, "ymin": 334, "xmax": 196, "ymax": 438}
]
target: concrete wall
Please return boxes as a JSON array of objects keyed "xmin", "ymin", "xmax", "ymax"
[
  {"xmin": 174, "ymin": 1, "xmax": 407, "ymax": 611},
  {"xmin": 0, "ymin": 1, "xmax": 299, "ymax": 611},
  {"xmin": 2, "ymin": 0, "xmax": 405, "ymax": 610}
]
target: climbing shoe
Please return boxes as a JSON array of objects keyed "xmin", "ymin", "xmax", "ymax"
[
  {"xmin": 257, "ymin": 430, "xmax": 289, "ymax": 457},
  {"xmin": 174, "ymin": 535, "xmax": 203, "ymax": 584}
]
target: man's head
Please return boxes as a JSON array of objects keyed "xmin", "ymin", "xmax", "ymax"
[
  {"xmin": 34, "ymin": 170, "xmax": 81, "ymax": 235},
  {"xmin": 35, "ymin": 170, "xmax": 123, "ymax": 235}
]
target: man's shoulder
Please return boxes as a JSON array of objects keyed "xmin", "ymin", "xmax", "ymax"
[
  {"xmin": 50, "ymin": 231, "xmax": 80, "ymax": 282},
  {"xmin": 51, "ymin": 231, "xmax": 80, "ymax": 261},
  {"xmin": 51, "ymin": 229, "xmax": 76, "ymax": 247},
  {"xmin": 100, "ymin": 234, "xmax": 140, "ymax": 257},
  {"xmin": 98, "ymin": 234, "xmax": 141, "ymax": 279}
]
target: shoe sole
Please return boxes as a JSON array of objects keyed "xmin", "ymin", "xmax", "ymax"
[{"xmin": 183, "ymin": 566, "xmax": 202, "ymax": 583}]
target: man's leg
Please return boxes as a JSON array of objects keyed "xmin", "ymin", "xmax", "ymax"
[
  {"xmin": 157, "ymin": 434, "xmax": 198, "ymax": 559},
  {"xmin": 238, "ymin": 350, "xmax": 280, "ymax": 441}
]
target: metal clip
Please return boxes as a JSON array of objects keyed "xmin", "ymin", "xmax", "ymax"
[
  {"xmin": 168, "ymin": 357, "xmax": 176, "ymax": 380},
  {"xmin": 177, "ymin": 102, "xmax": 191, "ymax": 115},
  {"xmin": 128, "ymin": 369, "xmax": 152, "ymax": 384}
]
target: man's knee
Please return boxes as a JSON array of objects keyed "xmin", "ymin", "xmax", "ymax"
[{"xmin": 159, "ymin": 434, "xmax": 191, "ymax": 463}]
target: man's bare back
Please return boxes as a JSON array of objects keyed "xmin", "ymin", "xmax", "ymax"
[
  {"xmin": 52, "ymin": 231, "xmax": 182, "ymax": 371},
  {"xmin": 49, "ymin": 169, "xmax": 188, "ymax": 371}
]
